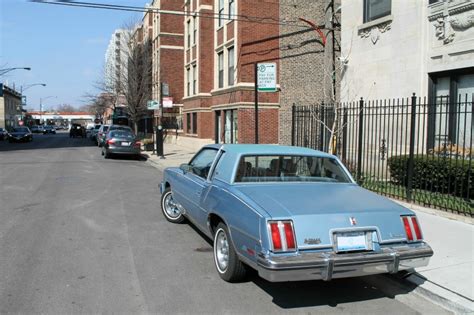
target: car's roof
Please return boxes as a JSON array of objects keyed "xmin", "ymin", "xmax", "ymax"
[{"xmin": 204, "ymin": 144, "xmax": 333, "ymax": 158}]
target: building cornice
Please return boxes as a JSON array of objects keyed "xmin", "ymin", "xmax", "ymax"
[{"xmin": 210, "ymin": 102, "xmax": 280, "ymax": 110}]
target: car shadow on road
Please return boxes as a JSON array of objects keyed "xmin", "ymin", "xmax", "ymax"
[{"xmin": 251, "ymin": 272, "xmax": 419, "ymax": 309}]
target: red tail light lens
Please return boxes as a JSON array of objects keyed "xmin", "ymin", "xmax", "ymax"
[
  {"xmin": 270, "ymin": 223, "xmax": 282, "ymax": 251},
  {"xmin": 283, "ymin": 222, "xmax": 296, "ymax": 250},
  {"xmin": 411, "ymin": 217, "xmax": 422, "ymax": 240},
  {"xmin": 268, "ymin": 220, "xmax": 297, "ymax": 252},
  {"xmin": 401, "ymin": 215, "xmax": 423, "ymax": 242},
  {"xmin": 133, "ymin": 141, "xmax": 141, "ymax": 147},
  {"xmin": 106, "ymin": 139, "xmax": 115, "ymax": 145}
]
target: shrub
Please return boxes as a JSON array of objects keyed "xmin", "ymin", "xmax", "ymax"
[{"xmin": 387, "ymin": 155, "xmax": 473, "ymax": 199}]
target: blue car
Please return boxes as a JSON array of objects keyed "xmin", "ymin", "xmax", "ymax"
[{"xmin": 160, "ymin": 144, "xmax": 433, "ymax": 282}]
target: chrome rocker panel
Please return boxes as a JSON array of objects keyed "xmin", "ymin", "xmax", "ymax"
[{"xmin": 257, "ymin": 242, "xmax": 433, "ymax": 282}]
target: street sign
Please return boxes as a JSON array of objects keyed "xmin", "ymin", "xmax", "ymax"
[
  {"xmin": 147, "ymin": 100, "xmax": 160, "ymax": 110},
  {"xmin": 21, "ymin": 95, "xmax": 27, "ymax": 106},
  {"xmin": 257, "ymin": 63, "xmax": 277, "ymax": 92},
  {"xmin": 163, "ymin": 97, "xmax": 173, "ymax": 108}
]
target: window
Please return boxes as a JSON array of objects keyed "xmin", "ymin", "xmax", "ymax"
[
  {"xmin": 187, "ymin": 20, "xmax": 191, "ymax": 48},
  {"xmin": 186, "ymin": 67, "xmax": 191, "ymax": 96},
  {"xmin": 189, "ymin": 148, "xmax": 218, "ymax": 179},
  {"xmin": 228, "ymin": 0, "xmax": 235, "ymax": 19},
  {"xmin": 429, "ymin": 72, "xmax": 473, "ymax": 150},
  {"xmin": 187, "ymin": 113, "xmax": 191, "ymax": 133},
  {"xmin": 224, "ymin": 109, "xmax": 238, "ymax": 143},
  {"xmin": 228, "ymin": 47, "xmax": 234, "ymax": 86},
  {"xmin": 235, "ymin": 155, "xmax": 352, "ymax": 183},
  {"xmin": 218, "ymin": 52, "xmax": 224, "ymax": 88},
  {"xmin": 363, "ymin": 0, "xmax": 391, "ymax": 23},
  {"xmin": 193, "ymin": 65, "xmax": 197, "ymax": 95},
  {"xmin": 192, "ymin": 112, "xmax": 198, "ymax": 134},
  {"xmin": 218, "ymin": 0, "xmax": 224, "ymax": 27},
  {"xmin": 193, "ymin": 17, "xmax": 197, "ymax": 45}
]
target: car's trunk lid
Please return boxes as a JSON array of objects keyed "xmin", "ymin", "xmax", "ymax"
[{"xmin": 235, "ymin": 183, "xmax": 411, "ymax": 247}]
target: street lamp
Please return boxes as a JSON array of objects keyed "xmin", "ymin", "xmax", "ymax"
[
  {"xmin": 39, "ymin": 95, "xmax": 57, "ymax": 124},
  {"xmin": 0, "ymin": 67, "xmax": 31, "ymax": 76},
  {"xmin": 21, "ymin": 83, "xmax": 47, "ymax": 93}
]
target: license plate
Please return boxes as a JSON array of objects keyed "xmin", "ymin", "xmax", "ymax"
[
  {"xmin": 336, "ymin": 232, "xmax": 367, "ymax": 251},
  {"xmin": 121, "ymin": 142, "xmax": 130, "ymax": 146}
]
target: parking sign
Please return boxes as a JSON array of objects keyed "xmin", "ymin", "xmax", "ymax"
[{"xmin": 257, "ymin": 63, "xmax": 277, "ymax": 92}]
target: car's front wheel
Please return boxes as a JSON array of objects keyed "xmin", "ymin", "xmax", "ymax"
[
  {"xmin": 160, "ymin": 187, "xmax": 185, "ymax": 223},
  {"xmin": 213, "ymin": 223, "xmax": 246, "ymax": 282}
]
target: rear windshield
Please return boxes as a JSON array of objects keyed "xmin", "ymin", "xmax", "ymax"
[
  {"xmin": 110, "ymin": 131, "xmax": 134, "ymax": 139},
  {"xmin": 235, "ymin": 155, "xmax": 351, "ymax": 183},
  {"xmin": 13, "ymin": 127, "xmax": 29, "ymax": 132}
]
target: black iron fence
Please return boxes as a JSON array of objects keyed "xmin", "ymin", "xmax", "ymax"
[{"xmin": 292, "ymin": 94, "xmax": 473, "ymax": 216}]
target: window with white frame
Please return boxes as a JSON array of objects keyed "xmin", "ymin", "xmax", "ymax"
[
  {"xmin": 228, "ymin": 0, "xmax": 235, "ymax": 20},
  {"xmin": 363, "ymin": 0, "xmax": 391, "ymax": 23},
  {"xmin": 186, "ymin": 67, "xmax": 191, "ymax": 96},
  {"xmin": 193, "ymin": 16, "xmax": 197, "ymax": 45},
  {"xmin": 187, "ymin": 20, "xmax": 191, "ymax": 48},
  {"xmin": 218, "ymin": 51, "xmax": 224, "ymax": 88},
  {"xmin": 228, "ymin": 47, "xmax": 234, "ymax": 86},
  {"xmin": 193, "ymin": 65, "xmax": 197, "ymax": 95},
  {"xmin": 218, "ymin": 0, "xmax": 224, "ymax": 27}
]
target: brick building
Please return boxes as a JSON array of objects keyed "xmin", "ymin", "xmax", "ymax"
[
  {"xmin": 148, "ymin": 0, "xmax": 185, "ymax": 130},
  {"xmin": 178, "ymin": 0, "xmax": 338, "ymax": 146}
]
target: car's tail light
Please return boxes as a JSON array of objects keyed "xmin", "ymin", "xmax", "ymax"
[
  {"xmin": 401, "ymin": 215, "xmax": 423, "ymax": 242},
  {"xmin": 268, "ymin": 220, "xmax": 297, "ymax": 252},
  {"xmin": 106, "ymin": 139, "xmax": 115, "ymax": 145},
  {"xmin": 133, "ymin": 141, "xmax": 141, "ymax": 147}
]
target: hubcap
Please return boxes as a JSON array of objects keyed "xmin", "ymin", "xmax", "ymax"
[
  {"xmin": 163, "ymin": 192, "xmax": 181, "ymax": 219},
  {"xmin": 215, "ymin": 229, "xmax": 229, "ymax": 272}
]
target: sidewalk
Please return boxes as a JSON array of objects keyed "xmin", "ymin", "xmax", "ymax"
[{"xmin": 144, "ymin": 143, "xmax": 474, "ymax": 313}]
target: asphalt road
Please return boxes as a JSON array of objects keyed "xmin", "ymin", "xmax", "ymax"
[{"xmin": 0, "ymin": 132, "xmax": 450, "ymax": 314}]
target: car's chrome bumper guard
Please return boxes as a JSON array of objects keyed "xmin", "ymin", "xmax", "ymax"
[{"xmin": 257, "ymin": 243, "xmax": 433, "ymax": 282}]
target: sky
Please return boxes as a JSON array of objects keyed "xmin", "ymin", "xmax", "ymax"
[{"xmin": 0, "ymin": 0, "xmax": 142, "ymax": 111}]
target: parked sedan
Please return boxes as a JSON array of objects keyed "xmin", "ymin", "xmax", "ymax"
[
  {"xmin": 30, "ymin": 125, "xmax": 44, "ymax": 133},
  {"xmin": 160, "ymin": 144, "xmax": 433, "ymax": 283},
  {"xmin": 101, "ymin": 130, "xmax": 141, "ymax": 159},
  {"xmin": 43, "ymin": 125, "xmax": 56, "ymax": 134},
  {"xmin": 8, "ymin": 127, "xmax": 33, "ymax": 142},
  {"xmin": 96, "ymin": 124, "xmax": 110, "ymax": 147}
]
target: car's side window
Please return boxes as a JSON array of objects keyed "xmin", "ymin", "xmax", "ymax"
[
  {"xmin": 189, "ymin": 149, "xmax": 218, "ymax": 179},
  {"xmin": 209, "ymin": 151, "xmax": 225, "ymax": 180}
]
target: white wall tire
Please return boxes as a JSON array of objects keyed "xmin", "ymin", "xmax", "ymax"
[
  {"xmin": 213, "ymin": 223, "xmax": 246, "ymax": 282},
  {"xmin": 160, "ymin": 187, "xmax": 185, "ymax": 223}
]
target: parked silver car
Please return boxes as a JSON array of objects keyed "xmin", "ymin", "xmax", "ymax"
[
  {"xmin": 96, "ymin": 124, "xmax": 110, "ymax": 147},
  {"xmin": 101, "ymin": 130, "xmax": 141, "ymax": 159}
]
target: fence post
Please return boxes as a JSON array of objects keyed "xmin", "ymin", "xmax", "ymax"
[
  {"xmin": 291, "ymin": 103, "xmax": 295, "ymax": 146},
  {"xmin": 320, "ymin": 103, "xmax": 325, "ymax": 151},
  {"xmin": 357, "ymin": 98, "xmax": 364, "ymax": 183},
  {"xmin": 342, "ymin": 107, "xmax": 348, "ymax": 162},
  {"xmin": 406, "ymin": 93, "xmax": 417, "ymax": 202}
]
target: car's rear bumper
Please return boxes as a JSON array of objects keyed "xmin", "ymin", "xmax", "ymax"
[
  {"xmin": 107, "ymin": 146, "xmax": 140, "ymax": 155},
  {"xmin": 257, "ymin": 242, "xmax": 433, "ymax": 282}
]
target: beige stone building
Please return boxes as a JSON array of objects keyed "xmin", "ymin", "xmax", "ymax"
[{"xmin": 0, "ymin": 84, "xmax": 22, "ymax": 129}]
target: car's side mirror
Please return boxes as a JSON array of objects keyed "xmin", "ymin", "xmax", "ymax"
[{"xmin": 179, "ymin": 163, "xmax": 192, "ymax": 173}]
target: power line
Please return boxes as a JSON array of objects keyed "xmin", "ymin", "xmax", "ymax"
[{"xmin": 30, "ymin": 0, "xmax": 312, "ymax": 29}]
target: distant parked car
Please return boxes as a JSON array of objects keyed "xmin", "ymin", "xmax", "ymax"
[
  {"xmin": 101, "ymin": 129, "xmax": 141, "ymax": 159},
  {"xmin": 0, "ymin": 127, "xmax": 7, "ymax": 140},
  {"xmin": 30, "ymin": 125, "xmax": 44, "ymax": 133},
  {"xmin": 43, "ymin": 125, "xmax": 56, "ymax": 134},
  {"xmin": 90, "ymin": 124, "xmax": 102, "ymax": 141},
  {"xmin": 96, "ymin": 124, "xmax": 110, "ymax": 147},
  {"xmin": 160, "ymin": 144, "xmax": 434, "ymax": 283},
  {"xmin": 8, "ymin": 127, "xmax": 33, "ymax": 142},
  {"xmin": 69, "ymin": 123, "xmax": 86, "ymax": 138}
]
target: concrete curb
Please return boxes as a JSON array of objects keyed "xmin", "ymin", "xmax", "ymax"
[{"xmin": 402, "ymin": 273, "xmax": 474, "ymax": 314}]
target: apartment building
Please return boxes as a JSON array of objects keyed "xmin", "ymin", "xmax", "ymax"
[
  {"xmin": 105, "ymin": 29, "xmax": 129, "ymax": 92},
  {"xmin": 149, "ymin": 0, "xmax": 185, "ymax": 130},
  {"xmin": 179, "ymin": 0, "xmax": 337, "ymax": 145},
  {"xmin": 182, "ymin": 0, "xmax": 280, "ymax": 144}
]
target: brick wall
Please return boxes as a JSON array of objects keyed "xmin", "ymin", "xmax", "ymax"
[
  {"xmin": 279, "ymin": 0, "xmax": 340, "ymax": 145},
  {"xmin": 239, "ymin": 108, "xmax": 279, "ymax": 144}
]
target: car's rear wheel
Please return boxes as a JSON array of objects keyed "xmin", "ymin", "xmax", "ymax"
[
  {"xmin": 160, "ymin": 187, "xmax": 185, "ymax": 223},
  {"xmin": 213, "ymin": 223, "xmax": 246, "ymax": 282}
]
